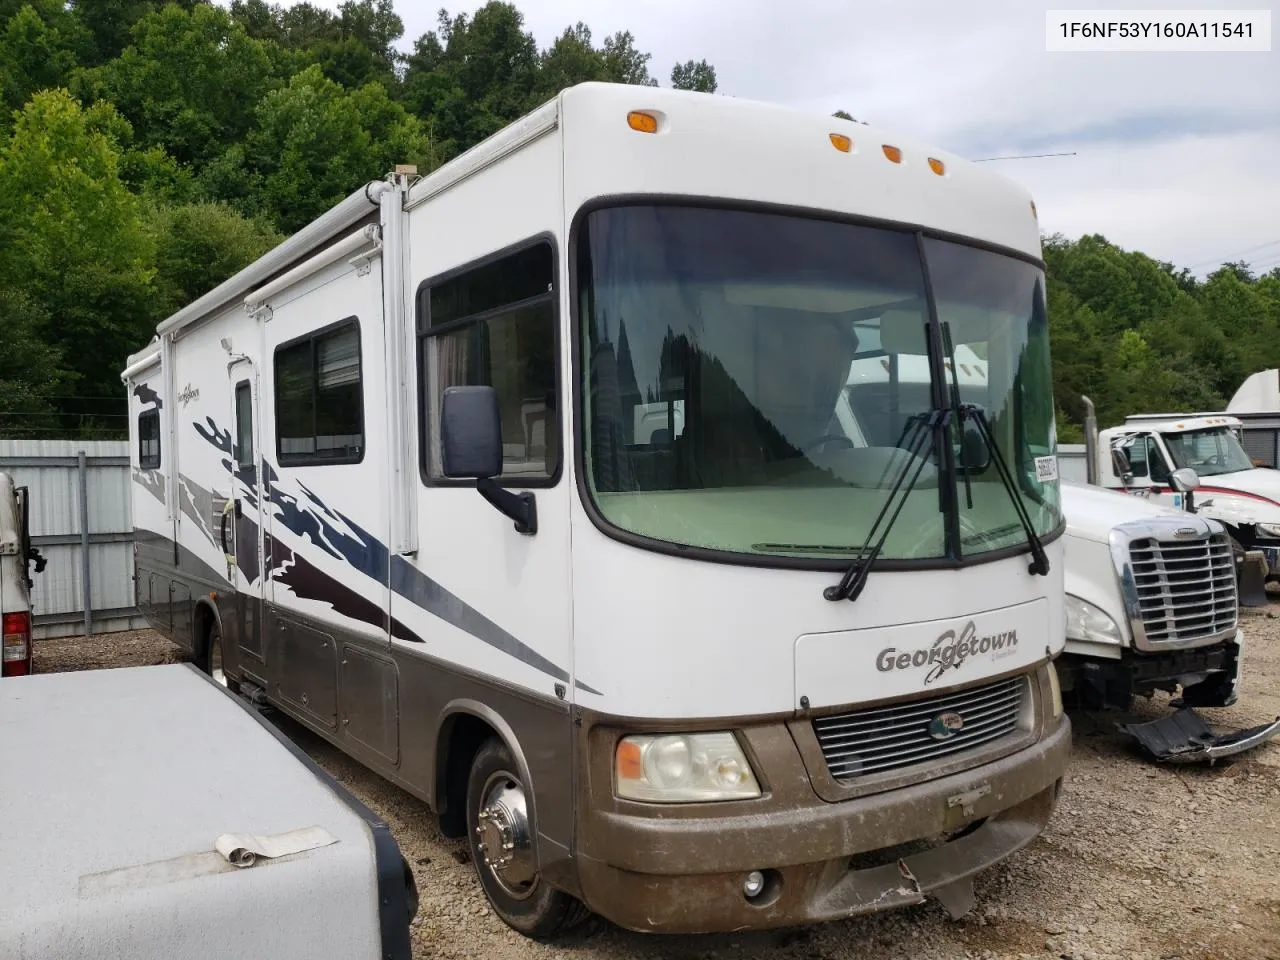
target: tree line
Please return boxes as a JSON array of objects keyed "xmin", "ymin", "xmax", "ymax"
[
  {"xmin": 0, "ymin": 0, "xmax": 717, "ymax": 437},
  {"xmin": 0, "ymin": 0, "xmax": 1275, "ymax": 444}
]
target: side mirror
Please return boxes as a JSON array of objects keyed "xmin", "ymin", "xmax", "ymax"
[
  {"xmin": 1110, "ymin": 447, "xmax": 1132, "ymax": 482},
  {"xmin": 1170, "ymin": 467, "xmax": 1200, "ymax": 493},
  {"xmin": 439, "ymin": 385, "xmax": 537, "ymax": 535},
  {"xmin": 958, "ymin": 421, "xmax": 990, "ymax": 472},
  {"xmin": 441, "ymin": 385, "xmax": 502, "ymax": 479}
]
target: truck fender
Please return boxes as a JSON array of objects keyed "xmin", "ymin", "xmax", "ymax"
[{"xmin": 434, "ymin": 699, "xmax": 538, "ymax": 859}]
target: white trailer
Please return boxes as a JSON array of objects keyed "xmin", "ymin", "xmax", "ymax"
[{"xmin": 122, "ymin": 82, "xmax": 1070, "ymax": 937}]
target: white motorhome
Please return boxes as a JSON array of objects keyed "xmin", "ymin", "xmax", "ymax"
[
  {"xmin": 1094, "ymin": 413, "xmax": 1280, "ymax": 575},
  {"xmin": 122, "ymin": 83, "xmax": 1070, "ymax": 938}
]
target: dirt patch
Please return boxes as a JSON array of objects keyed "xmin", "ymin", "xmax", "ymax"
[{"xmin": 33, "ymin": 611, "xmax": 1280, "ymax": 960}]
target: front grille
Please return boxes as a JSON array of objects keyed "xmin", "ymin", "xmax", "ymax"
[
  {"xmin": 813, "ymin": 675, "xmax": 1026, "ymax": 780},
  {"xmin": 1128, "ymin": 533, "xmax": 1236, "ymax": 643}
]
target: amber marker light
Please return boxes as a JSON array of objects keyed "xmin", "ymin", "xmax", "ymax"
[
  {"xmin": 829, "ymin": 133, "xmax": 852, "ymax": 153},
  {"xmin": 882, "ymin": 144, "xmax": 902, "ymax": 163},
  {"xmin": 627, "ymin": 111, "xmax": 658, "ymax": 133}
]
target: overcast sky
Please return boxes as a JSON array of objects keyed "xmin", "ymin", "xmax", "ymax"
[{"xmin": 305, "ymin": 0, "xmax": 1278, "ymax": 278}]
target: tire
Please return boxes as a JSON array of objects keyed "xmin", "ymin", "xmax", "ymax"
[
  {"xmin": 465, "ymin": 738, "xmax": 590, "ymax": 939},
  {"xmin": 204, "ymin": 621, "xmax": 240, "ymax": 694}
]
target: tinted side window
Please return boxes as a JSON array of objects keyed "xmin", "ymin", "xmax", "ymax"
[
  {"xmin": 418, "ymin": 241, "xmax": 558, "ymax": 482},
  {"xmin": 138, "ymin": 409, "xmax": 161, "ymax": 469},
  {"xmin": 274, "ymin": 319, "xmax": 364, "ymax": 465},
  {"xmin": 235, "ymin": 381, "xmax": 254, "ymax": 469}
]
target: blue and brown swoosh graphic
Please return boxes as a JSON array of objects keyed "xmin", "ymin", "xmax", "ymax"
[{"xmin": 188, "ymin": 414, "xmax": 598, "ymax": 695}]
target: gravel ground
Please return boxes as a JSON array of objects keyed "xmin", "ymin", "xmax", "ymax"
[{"xmin": 33, "ymin": 612, "xmax": 1280, "ymax": 960}]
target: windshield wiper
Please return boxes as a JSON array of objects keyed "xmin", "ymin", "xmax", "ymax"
[
  {"xmin": 824, "ymin": 409, "xmax": 947, "ymax": 603},
  {"xmin": 962, "ymin": 403, "xmax": 1051, "ymax": 576},
  {"xmin": 940, "ymin": 322, "xmax": 973, "ymax": 510}
]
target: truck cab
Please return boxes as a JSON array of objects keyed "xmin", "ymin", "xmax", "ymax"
[{"xmin": 1098, "ymin": 414, "xmax": 1280, "ymax": 575}]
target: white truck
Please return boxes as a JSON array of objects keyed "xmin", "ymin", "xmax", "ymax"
[
  {"xmin": 122, "ymin": 82, "xmax": 1070, "ymax": 937},
  {"xmin": 1, "ymin": 471, "xmax": 43, "ymax": 678},
  {"xmin": 1090, "ymin": 411, "xmax": 1280, "ymax": 579},
  {"xmin": 1056, "ymin": 481, "xmax": 1243, "ymax": 712}
]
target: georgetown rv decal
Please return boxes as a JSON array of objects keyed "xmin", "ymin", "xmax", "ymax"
[
  {"xmin": 875, "ymin": 620, "xmax": 1020, "ymax": 685},
  {"xmin": 178, "ymin": 383, "xmax": 201, "ymax": 407}
]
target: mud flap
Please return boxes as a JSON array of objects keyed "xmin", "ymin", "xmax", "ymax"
[
  {"xmin": 1118, "ymin": 708, "xmax": 1280, "ymax": 765},
  {"xmin": 1238, "ymin": 549, "xmax": 1269, "ymax": 608}
]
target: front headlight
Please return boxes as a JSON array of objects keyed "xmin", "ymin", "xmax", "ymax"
[
  {"xmin": 1257, "ymin": 523, "xmax": 1280, "ymax": 539},
  {"xmin": 1064, "ymin": 594, "xmax": 1124, "ymax": 645},
  {"xmin": 615, "ymin": 731, "xmax": 761, "ymax": 802}
]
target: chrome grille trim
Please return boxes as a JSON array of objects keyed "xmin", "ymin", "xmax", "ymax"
[
  {"xmin": 813, "ymin": 676, "xmax": 1026, "ymax": 780},
  {"xmin": 1107, "ymin": 514, "xmax": 1239, "ymax": 652}
]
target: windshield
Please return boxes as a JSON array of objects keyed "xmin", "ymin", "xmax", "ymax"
[
  {"xmin": 1163, "ymin": 427, "xmax": 1255, "ymax": 476},
  {"xmin": 576, "ymin": 204, "xmax": 1061, "ymax": 562}
]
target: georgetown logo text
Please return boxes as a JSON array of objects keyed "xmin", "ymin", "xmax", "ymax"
[
  {"xmin": 875, "ymin": 620, "xmax": 1019, "ymax": 685},
  {"xmin": 178, "ymin": 383, "xmax": 201, "ymax": 408}
]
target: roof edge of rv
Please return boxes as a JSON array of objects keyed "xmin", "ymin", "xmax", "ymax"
[{"xmin": 152, "ymin": 180, "xmax": 387, "ymax": 342}]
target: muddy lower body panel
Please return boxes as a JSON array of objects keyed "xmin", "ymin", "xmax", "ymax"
[{"xmin": 574, "ymin": 709, "xmax": 1071, "ymax": 934}]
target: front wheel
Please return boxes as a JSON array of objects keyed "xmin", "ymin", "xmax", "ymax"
[
  {"xmin": 204, "ymin": 622, "xmax": 240, "ymax": 693},
  {"xmin": 465, "ymin": 738, "xmax": 589, "ymax": 939}
]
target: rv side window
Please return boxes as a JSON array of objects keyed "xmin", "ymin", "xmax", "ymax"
[
  {"xmin": 418, "ymin": 239, "xmax": 558, "ymax": 482},
  {"xmin": 274, "ymin": 318, "xmax": 364, "ymax": 466},
  {"xmin": 235, "ymin": 381, "xmax": 254, "ymax": 469},
  {"xmin": 138, "ymin": 409, "xmax": 161, "ymax": 469}
]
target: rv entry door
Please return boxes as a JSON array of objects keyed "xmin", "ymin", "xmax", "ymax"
[{"xmin": 226, "ymin": 364, "xmax": 267, "ymax": 684}]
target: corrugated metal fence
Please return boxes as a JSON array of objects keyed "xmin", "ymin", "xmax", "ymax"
[{"xmin": 0, "ymin": 440, "xmax": 147, "ymax": 639}]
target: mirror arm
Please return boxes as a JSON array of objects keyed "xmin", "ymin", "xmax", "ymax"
[{"xmin": 476, "ymin": 477, "xmax": 537, "ymax": 535}]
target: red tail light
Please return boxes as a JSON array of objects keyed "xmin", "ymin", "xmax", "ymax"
[{"xmin": 3, "ymin": 611, "xmax": 31, "ymax": 677}]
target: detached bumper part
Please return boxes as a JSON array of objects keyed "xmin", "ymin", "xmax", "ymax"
[
  {"xmin": 1237, "ymin": 548, "xmax": 1269, "ymax": 607},
  {"xmin": 1118, "ymin": 708, "xmax": 1280, "ymax": 764}
]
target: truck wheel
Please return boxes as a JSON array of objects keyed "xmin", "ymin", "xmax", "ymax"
[
  {"xmin": 204, "ymin": 622, "xmax": 240, "ymax": 694},
  {"xmin": 465, "ymin": 738, "xmax": 589, "ymax": 939}
]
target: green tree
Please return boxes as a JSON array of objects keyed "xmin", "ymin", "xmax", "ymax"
[
  {"xmin": 0, "ymin": 285, "xmax": 70, "ymax": 438},
  {"xmin": 0, "ymin": 2, "xmax": 92, "ymax": 121},
  {"xmin": 149, "ymin": 202, "xmax": 284, "ymax": 317},
  {"xmin": 238, "ymin": 64, "xmax": 435, "ymax": 231},
  {"xmin": 74, "ymin": 3, "xmax": 286, "ymax": 167},
  {"xmin": 600, "ymin": 30, "xmax": 656, "ymax": 85},
  {"xmin": 671, "ymin": 58, "xmax": 716, "ymax": 92},
  {"xmin": 67, "ymin": 0, "xmax": 200, "ymax": 65},
  {"xmin": 0, "ymin": 90, "xmax": 156, "ymax": 404},
  {"xmin": 403, "ymin": 3, "xmax": 539, "ymax": 159}
]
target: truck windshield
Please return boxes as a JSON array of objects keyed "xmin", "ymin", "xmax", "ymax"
[
  {"xmin": 1163, "ymin": 428, "xmax": 1255, "ymax": 476},
  {"xmin": 576, "ymin": 204, "xmax": 1061, "ymax": 563}
]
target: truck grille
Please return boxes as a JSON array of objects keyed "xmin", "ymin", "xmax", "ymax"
[
  {"xmin": 812, "ymin": 675, "xmax": 1026, "ymax": 780},
  {"xmin": 1128, "ymin": 533, "xmax": 1237, "ymax": 643}
]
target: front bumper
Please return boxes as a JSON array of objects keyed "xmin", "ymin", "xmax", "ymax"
[
  {"xmin": 1065, "ymin": 633, "xmax": 1242, "ymax": 709},
  {"xmin": 574, "ymin": 679, "xmax": 1071, "ymax": 934}
]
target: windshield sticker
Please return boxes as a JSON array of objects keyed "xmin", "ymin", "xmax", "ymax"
[
  {"xmin": 876, "ymin": 620, "xmax": 1020, "ymax": 685},
  {"xmin": 1034, "ymin": 455, "xmax": 1058, "ymax": 482}
]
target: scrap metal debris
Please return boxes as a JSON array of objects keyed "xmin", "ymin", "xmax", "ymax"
[{"xmin": 1117, "ymin": 707, "xmax": 1280, "ymax": 765}]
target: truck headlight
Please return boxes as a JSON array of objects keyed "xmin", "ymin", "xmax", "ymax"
[
  {"xmin": 615, "ymin": 732, "xmax": 761, "ymax": 802},
  {"xmin": 1064, "ymin": 594, "xmax": 1123, "ymax": 645},
  {"xmin": 1257, "ymin": 523, "xmax": 1280, "ymax": 539}
]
